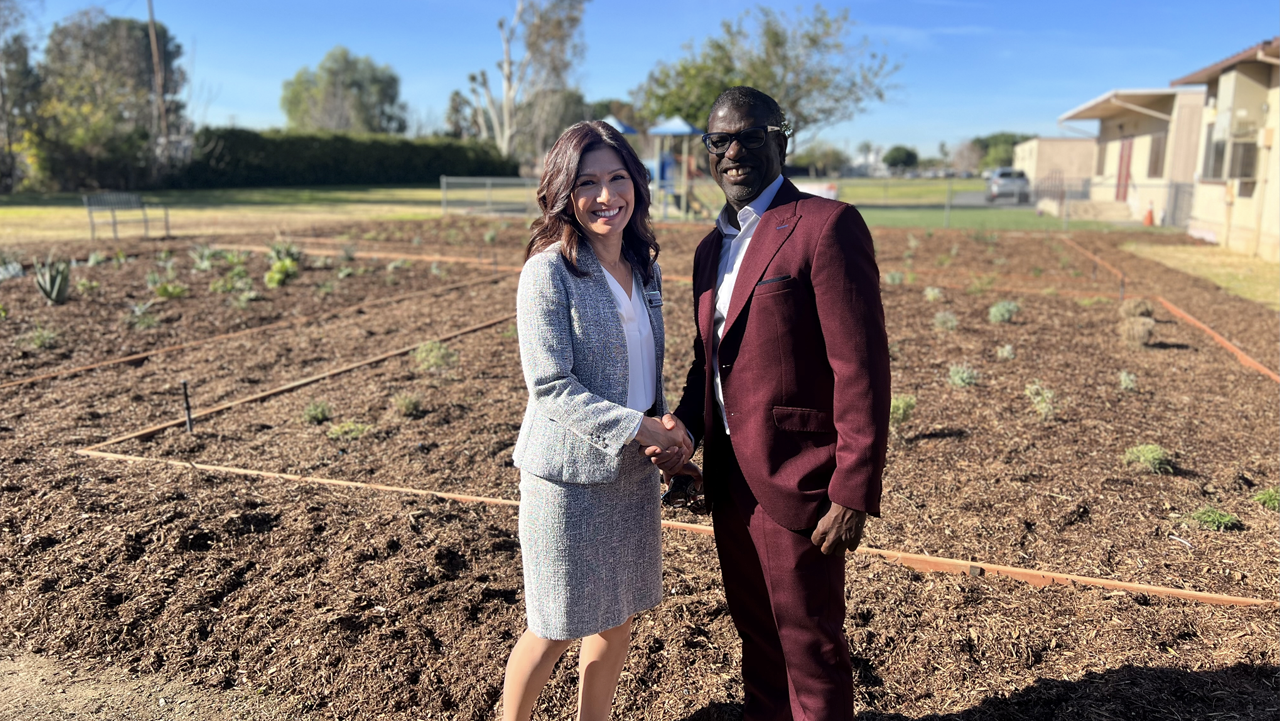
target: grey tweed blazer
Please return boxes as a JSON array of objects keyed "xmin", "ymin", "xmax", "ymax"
[{"xmin": 513, "ymin": 241, "xmax": 667, "ymax": 484}]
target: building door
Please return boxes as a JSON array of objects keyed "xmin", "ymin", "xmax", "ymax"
[{"xmin": 1115, "ymin": 137, "xmax": 1134, "ymax": 201}]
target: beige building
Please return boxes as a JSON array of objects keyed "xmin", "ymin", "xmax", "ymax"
[
  {"xmin": 1059, "ymin": 88, "xmax": 1205, "ymax": 225},
  {"xmin": 1174, "ymin": 38, "xmax": 1279, "ymax": 262},
  {"xmin": 1013, "ymin": 137, "xmax": 1095, "ymax": 181}
]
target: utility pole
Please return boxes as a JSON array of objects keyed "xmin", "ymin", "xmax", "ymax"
[{"xmin": 146, "ymin": 0, "xmax": 169, "ymax": 148}]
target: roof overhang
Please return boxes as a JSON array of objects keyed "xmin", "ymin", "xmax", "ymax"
[
  {"xmin": 1171, "ymin": 37, "xmax": 1280, "ymax": 86},
  {"xmin": 1058, "ymin": 89, "xmax": 1179, "ymax": 122}
]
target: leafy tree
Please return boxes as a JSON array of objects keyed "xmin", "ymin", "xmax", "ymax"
[
  {"xmin": 0, "ymin": 0, "xmax": 35, "ymax": 192},
  {"xmin": 883, "ymin": 145, "xmax": 917, "ymax": 169},
  {"xmin": 282, "ymin": 46, "xmax": 407, "ymax": 134},
  {"xmin": 633, "ymin": 5, "xmax": 896, "ymax": 143},
  {"xmin": 971, "ymin": 131, "xmax": 1035, "ymax": 169},
  {"xmin": 25, "ymin": 9, "xmax": 186, "ymax": 190},
  {"xmin": 790, "ymin": 141, "xmax": 850, "ymax": 177},
  {"xmin": 444, "ymin": 90, "xmax": 481, "ymax": 139}
]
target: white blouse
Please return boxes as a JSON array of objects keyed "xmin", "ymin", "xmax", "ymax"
[{"xmin": 603, "ymin": 270, "xmax": 657, "ymax": 430}]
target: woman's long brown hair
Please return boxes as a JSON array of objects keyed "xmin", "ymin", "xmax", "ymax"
[{"xmin": 525, "ymin": 121, "xmax": 659, "ymax": 284}]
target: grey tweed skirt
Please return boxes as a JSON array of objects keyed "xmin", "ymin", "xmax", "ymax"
[{"xmin": 518, "ymin": 462, "xmax": 663, "ymax": 640}]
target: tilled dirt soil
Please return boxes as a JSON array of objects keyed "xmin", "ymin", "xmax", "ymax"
[{"xmin": 1, "ymin": 220, "xmax": 1277, "ymax": 719}]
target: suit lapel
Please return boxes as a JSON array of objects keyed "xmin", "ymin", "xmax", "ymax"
[
  {"xmin": 721, "ymin": 181, "xmax": 805, "ymax": 335},
  {"xmin": 695, "ymin": 228, "xmax": 723, "ymax": 365},
  {"xmin": 637, "ymin": 263, "xmax": 665, "ymax": 414}
]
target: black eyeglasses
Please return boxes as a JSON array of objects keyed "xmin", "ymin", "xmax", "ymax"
[{"xmin": 701, "ymin": 126, "xmax": 783, "ymax": 154}]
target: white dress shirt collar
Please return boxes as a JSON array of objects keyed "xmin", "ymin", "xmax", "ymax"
[{"xmin": 716, "ymin": 173, "xmax": 786, "ymax": 239}]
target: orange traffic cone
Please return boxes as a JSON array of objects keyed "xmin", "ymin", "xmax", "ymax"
[{"xmin": 1142, "ymin": 202, "xmax": 1154, "ymax": 227}]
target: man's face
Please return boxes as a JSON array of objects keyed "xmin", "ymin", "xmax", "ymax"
[{"xmin": 706, "ymin": 103, "xmax": 786, "ymax": 206}]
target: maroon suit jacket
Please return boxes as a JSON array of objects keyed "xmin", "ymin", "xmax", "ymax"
[{"xmin": 674, "ymin": 179, "xmax": 891, "ymax": 530}]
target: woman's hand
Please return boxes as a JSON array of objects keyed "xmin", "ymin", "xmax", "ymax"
[
  {"xmin": 637, "ymin": 414, "xmax": 691, "ymax": 472},
  {"xmin": 639, "ymin": 414, "xmax": 692, "ymax": 473}
]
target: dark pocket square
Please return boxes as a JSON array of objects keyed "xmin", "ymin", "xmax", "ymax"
[{"xmin": 757, "ymin": 274, "xmax": 792, "ymax": 286}]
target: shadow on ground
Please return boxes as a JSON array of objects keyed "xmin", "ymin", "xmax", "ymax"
[{"xmin": 677, "ymin": 663, "xmax": 1279, "ymax": 720}]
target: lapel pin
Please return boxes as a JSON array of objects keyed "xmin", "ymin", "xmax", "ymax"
[{"xmin": 776, "ymin": 224, "xmax": 789, "ymax": 230}]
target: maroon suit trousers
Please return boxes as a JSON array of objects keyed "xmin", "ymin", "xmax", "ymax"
[{"xmin": 705, "ymin": 419, "xmax": 854, "ymax": 721}]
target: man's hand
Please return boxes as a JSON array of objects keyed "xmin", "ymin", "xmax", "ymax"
[
  {"xmin": 810, "ymin": 502, "xmax": 866, "ymax": 555},
  {"xmin": 642, "ymin": 414, "xmax": 692, "ymax": 473}
]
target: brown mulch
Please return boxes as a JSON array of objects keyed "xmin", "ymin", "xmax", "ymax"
[{"xmin": 0, "ymin": 220, "xmax": 1277, "ymax": 719}]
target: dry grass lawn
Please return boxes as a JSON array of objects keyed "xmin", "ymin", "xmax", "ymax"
[{"xmin": 1123, "ymin": 241, "xmax": 1280, "ymax": 310}]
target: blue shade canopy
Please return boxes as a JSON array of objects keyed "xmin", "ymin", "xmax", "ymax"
[
  {"xmin": 601, "ymin": 114, "xmax": 637, "ymax": 134},
  {"xmin": 648, "ymin": 116, "xmax": 703, "ymax": 136}
]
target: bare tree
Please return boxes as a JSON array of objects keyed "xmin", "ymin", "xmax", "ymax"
[
  {"xmin": 468, "ymin": 0, "xmax": 587, "ymax": 158},
  {"xmin": 951, "ymin": 141, "xmax": 981, "ymax": 173}
]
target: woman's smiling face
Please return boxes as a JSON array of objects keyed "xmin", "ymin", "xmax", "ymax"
[{"xmin": 572, "ymin": 146, "xmax": 634, "ymax": 243}]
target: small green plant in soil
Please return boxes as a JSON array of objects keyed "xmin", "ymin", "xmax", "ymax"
[
  {"xmin": 24, "ymin": 324, "xmax": 57, "ymax": 349},
  {"xmin": 189, "ymin": 245, "xmax": 217, "ymax": 273},
  {"xmin": 1030, "ymin": 266, "xmax": 1043, "ymax": 277},
  {"xmin": 884, "ymin": 271, "xmax": 905, "ymax": 286},
  {"xmin": 220, "ymin": 249, "xmax": 251, "ymax": 265},
  {"xmin": 923, "ymin": 287, "xmax": 943, "ymax": 302},
  {"xmin": 210, "ymin": 266, "xmax": 252, "ymax": 294},
  {"xmin": 888, "ymin": 394, "xmax": 916, "ymax": 437},
  {"xmin": 1119, "ymin": 370, "xmax": 1138, "ymax": 392},
  {"xmin": 327, "ymin": 420, "xmax": 370, "ymax": 441},
  {"xmin": 86, "ymin": 251, "xmax": 108, "ymax": 267},
  {"xmin": 393, "ymin": 393, "xmax": 425, "ymax": 418},
  {"xmin": 1190, "ymin": 506, "xmax": 1243, "ymax": 532},
  {"xmin": 267, "ymin": 242, "xmax": 304, "ymax": 264},
  {"xmin": 386, "ymin": 259, "xmax": 410, "ymax": 273},
  {"xmin": 126, "ymin": 300, "xmax": 157, "ymax": 329},
  {"xmin": 965, "ymin": 273, "xmax": 997, "ymax": 295},
  {"xmin": 316, "ymin": 281, "xmax": 335, "ymax": 297},
  {"xmin": 340, "ymin": 245, "xmax": 358, "ymax": 262},
  {"xmin": 154, "ymin": 281, "xmax": 189, "ymax": 299},
  {"xmin": 265, "ymin": 257, "xmax": 299, "ymax": 288},
  {"xmin": 1124, "ymin": 444, "xmax": 1173, "ymax": 474},
  {"xmin": 337, "ymin": 266, "xmax": 355, "ymax": 279},
  {"xmin": 934, "ymin": 254, "xmax": 953, "ymax": 268},
  {"xmin": 303, "ymin": 401, "xmax": 332, "ymax": 424},
  {"xmin": 996, "ymin": 344, "xmax": 1015, "ymax": 361},
  {"xmin": 1076, "ymin": 296, "xmax": 1110, "ymax": 307},
  {"xmin": 309, "ymin": 255, "xmax": 334, "ymax": 269},
  {"xmin": 430, "ymin": 262, "xmax": 447, "ymax": 278},
  {"xmin": 413, "ymin": 340, "xmax": 457, "ymax": 372},
  {"xmin": 230, "ymin": 291, "xmax": 259, "ymax": 309},
  {"xmin": 948, "ymin": 364, "xmax": 978, "ymax": 388},
  {"xmin": 75, "ymin": 278, "xmax": 100, "ymax": 294},
  {"xmin": 987, "ymin": 300, "xmax": 1020, "ymax": 324},
  {"xmin": 1024, "ymin": 380, "xmax": 1056, "ymax": 421},
  {"xmin": 112, "ymin": 250, "xmax": 129, "ymax": 268},
  {"xmin": 0, "ymin": 302, "xmax": 7, "ymax": 319},
  {"xmin": 933, "ymin": 311, "xmax": 958, "ymax": 332},
  {"xmin": 484, "ymin": 229, "xmax": 499, "ymax": 244},
  {"xmin": 1251, "ymin": 488, "xmax": 1279, "ymax": 511},
  {"xmin": 33, "ymin": 256, "xmax": 71, "ymax": 305},
  {"xmin": 501, "ymin": 323, "xmax": 518, "ymax": 339},
  {"xmin": 906, "ymin": 233, "xmax": 920, "ymax": 250}
]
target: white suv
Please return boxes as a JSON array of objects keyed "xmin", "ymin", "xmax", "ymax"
[{"xmin": 987, "ymin": 168, "xmax": 1030, "ymax": 204}]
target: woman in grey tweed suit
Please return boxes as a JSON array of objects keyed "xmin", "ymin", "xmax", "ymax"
[{"xmin": 501, "ymin": 122, "xmax": 693, "ymax": 721}]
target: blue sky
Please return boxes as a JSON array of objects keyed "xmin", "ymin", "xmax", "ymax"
[{"xmin": 28, "ymin": 0, "xmax": 1278, "ymax": 156}]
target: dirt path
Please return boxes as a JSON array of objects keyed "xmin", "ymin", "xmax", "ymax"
[{"xmin": 0, "ymin": 649, "xmax": 283, "ymax": 720}]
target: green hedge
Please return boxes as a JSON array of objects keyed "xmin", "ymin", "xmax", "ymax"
[{"xmin": 173, "ymin": 128, "xmax": 517, "ymax": 188}]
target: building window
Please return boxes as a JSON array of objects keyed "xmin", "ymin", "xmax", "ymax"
[
  {"xmin": 1202, "ymin": 137, "xmax": 1226, "ymax": 179},
  {"xmin": 1147, "ymin": 132, "xmax": 1166, "ymax": 179},
  {"xmin": 1229, "ymin": 142, "xmax": 1257, "ymax": 179},
  {"xmin": 1095, "ymin": 143, "xmax": 1107, "ymax": 176}
]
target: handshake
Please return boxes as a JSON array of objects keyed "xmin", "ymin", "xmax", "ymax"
[{"xmin": 636, "ymin": 413, "xmax": 695, "ymax": 476}]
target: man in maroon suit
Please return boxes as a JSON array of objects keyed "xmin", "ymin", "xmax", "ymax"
[{"xmin": 668, "ymin": 87, "xmax": 891, "ymax": 720}]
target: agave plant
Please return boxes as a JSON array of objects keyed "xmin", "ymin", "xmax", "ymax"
[{"xmin": 34, "ymin": 255, "xmax": 72, "ymax": 305}]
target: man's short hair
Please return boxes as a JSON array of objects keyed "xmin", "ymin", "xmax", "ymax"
[{"xmin": 708, "ymin": 86, "xmax": 786, "ymax": 128}]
